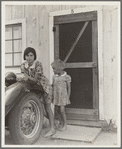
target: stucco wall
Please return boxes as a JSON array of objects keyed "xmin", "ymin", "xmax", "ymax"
[{"xmin": 102, "ymin": 5, "xmax": 119, "ymax": 125}]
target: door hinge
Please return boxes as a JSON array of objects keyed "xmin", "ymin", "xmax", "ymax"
[{"xmin": 53, "ymin": 27, "xmax": 56, "ymax": 32}]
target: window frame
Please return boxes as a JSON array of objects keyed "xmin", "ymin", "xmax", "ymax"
[{"xmin": 5, "ymin": 18, "xmax": 26, "ymax": 68}]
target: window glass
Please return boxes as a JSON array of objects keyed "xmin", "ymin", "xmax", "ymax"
[
  {"xmin": 14, "ymin": 53, "xmax": 22, "ymax": 65},
  {"xmin": 5, "ymin": 23, "xmax": 22, "ymax": 67},
  {"xmin": 5, "ymin": 54, "xmax": 12, "ymax": 66},
  {"xmin": 5, "ymin": 41, "xmax": 12, "ymax": 53},
  {"xmin": 14, "ymin": 40, "xmax": 22, "ymax": 52},
  {"xmin": 13, "ymin": 24, "xmax": 22, "ymax": 39},
  {"xmin": 5, "ymin": 26, "xmax": 12, "ymax": 40}
]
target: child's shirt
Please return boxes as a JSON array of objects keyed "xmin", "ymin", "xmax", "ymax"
[{"xmin": 52, "ymin": 71, "xmax": 71, "ymax": 106}]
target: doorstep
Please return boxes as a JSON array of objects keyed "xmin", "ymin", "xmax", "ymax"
[
  {"xmin": 67, "ymin": 119, "xmax": 107, "ymax": 128},
  {"xmin": 52, "ymin": 125, "xmax": 102, "ymax": 143}
]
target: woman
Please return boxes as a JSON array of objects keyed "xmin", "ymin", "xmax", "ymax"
[{"xmin": 19, "ymin": 47, "xmax": 55, "ymax": 137}]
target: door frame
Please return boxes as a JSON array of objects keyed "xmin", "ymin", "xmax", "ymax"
[{"xmin": 49, "ymin": 6, "xmax": 104, "ymax": 120}]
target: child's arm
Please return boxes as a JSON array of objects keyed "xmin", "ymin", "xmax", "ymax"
[{"xmin": 67, "ymin": 82, "xmax": 71, "ymax": 99}]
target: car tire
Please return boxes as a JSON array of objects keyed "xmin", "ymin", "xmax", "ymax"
[{"xmin": 8, "ymin": 92, "xmax": 44, "ymax": 145}]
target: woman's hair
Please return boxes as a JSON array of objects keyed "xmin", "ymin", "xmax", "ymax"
[
  {"xmin": 23, "ymin": 47, "xmax": 37, "ymax": 60},
  {"xmin": 51, "ymin": 59, "xmax": 66, "ymax": 70}
]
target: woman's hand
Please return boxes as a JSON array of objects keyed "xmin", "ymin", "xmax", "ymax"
[
  {"xmin": 23, "ymin": 73, "xmax": 30, "ymax": 81},
  {"xmin": 16, "ymin": 77, "xmax": 24, "ymax": 82},
  {"xmin": 23, "ymin": 73, "xmax": 37, "ymax": 84},
  {"xmin": 35, "ymin": 72, "xmax": 42, "ymax": 80},
  {"xmin": 25, "ymin": 75, "xmax": 37, "ymax": 84},
  {"xmin": 28, "ymin": 77, "xmax": 37, "ymax": 84}
]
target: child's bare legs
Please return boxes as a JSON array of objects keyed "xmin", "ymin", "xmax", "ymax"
[
  {"xmin": 55, "ymin": 106, "xmax": 63, "ymax": 129},
  {"xmin": 44, "ymin": 103, "xmax": 55, "ymax": 137},
  {"xmin": 59, "ymin": 105, "xmax": 67, "ymax": 131}
]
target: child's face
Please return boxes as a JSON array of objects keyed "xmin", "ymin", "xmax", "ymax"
[
  {"xmin": 52, "ymin": 66, "xmax": 62, "ymax": 74},
  {"xmin": 25, "ymin": 52, "xmax": 35, "ymax": 64}
]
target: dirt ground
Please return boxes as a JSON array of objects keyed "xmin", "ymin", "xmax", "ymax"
[{"xmin": 5, "ymin": 127, "xmax": 118, "ymax": 147}]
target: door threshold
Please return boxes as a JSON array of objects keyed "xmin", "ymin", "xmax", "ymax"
[{"xmin": 67, "ymin": 119, "xmax": 107, "ymax": 128}]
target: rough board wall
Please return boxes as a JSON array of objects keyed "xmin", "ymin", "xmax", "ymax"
[
  {"xmin": 5, "ymin": 5, "xmax": 86, "ymax": 78},
  {"xmin": 102, "ymin": 5, "xmax": 119, "ymax": 125},
  {"xmin": 5, "ymin": 5, "xmax": 119, "ymax": 125}
]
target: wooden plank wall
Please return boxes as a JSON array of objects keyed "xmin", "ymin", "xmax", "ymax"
[
  {"xmin": 5, "ymin": 5, "xmax": 119, "ymax": 123},
  {"xmin": 5, "ymin": 5, "xmax": 85, "ymax": 79},
  {"xmin": 102, "ymin": 5, "xmax": 118, "ymax": 123}
]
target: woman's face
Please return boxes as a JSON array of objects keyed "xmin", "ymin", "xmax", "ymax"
[{"xmin": 25, "ymin": 52, "xmax": 35, "ymax": 64}]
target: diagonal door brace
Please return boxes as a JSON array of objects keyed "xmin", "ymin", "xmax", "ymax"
[{"xmin": 64, "ymin": 21, "xmax": 89, "ymax": 63}]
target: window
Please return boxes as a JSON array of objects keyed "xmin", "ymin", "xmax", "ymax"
[{"xmin": 5, "ymin": 19, "xmax": 26, "ymax": 67}]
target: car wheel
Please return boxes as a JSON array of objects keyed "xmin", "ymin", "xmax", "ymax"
[{"xmin": 8, "ymin": 92, "xmax": 44, "ymax": 145}]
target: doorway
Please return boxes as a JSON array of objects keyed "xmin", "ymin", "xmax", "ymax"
[{"xmin": 54, "ymin": 11, "xmax": 99, "ymax": 121}]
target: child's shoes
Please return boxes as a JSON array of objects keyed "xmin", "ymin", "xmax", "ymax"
[{"xmin": 57, "ymin": 126, "xmax": 67, "ymax": 132}]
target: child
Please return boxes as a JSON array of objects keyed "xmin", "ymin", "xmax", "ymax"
[
  {"xmin": 51, "ymin": 59, "xmax": 71, "ymax": 131},
  {"xmin": 19, "ymin": 47, "xmax": 55, "ymax": 137}
]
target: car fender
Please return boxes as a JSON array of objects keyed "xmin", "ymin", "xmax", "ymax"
[{"xmin": 5, "ymin": 82, "xmax": 31, "ymax": 116}]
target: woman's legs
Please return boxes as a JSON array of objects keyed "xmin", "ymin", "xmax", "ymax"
[{"xmin": 44, "ymin": 103, "xmax": 55, "ymax": 137}]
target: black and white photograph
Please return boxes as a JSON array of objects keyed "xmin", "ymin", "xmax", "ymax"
[{"xmin": 2, "ymin": 1, "xmax": 121, "ymax": 147}]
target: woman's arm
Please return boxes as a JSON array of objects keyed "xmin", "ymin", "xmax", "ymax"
[
  {"xmin": 24, "ymin": 73, "xmax": 37, "ymax": 84},
  {"xmin": 35, "ymin": 61, "xmax": 44, "ymax": 80},
  {"xmin": 16, "ymin": 73, "xmax": 24, "ymax": 81},
  {"xmin": 27, "ymin": 61, "xmax": 44, "ymax": 84},
  {"xmin": 28, "ymin": 76, "xmax": 37, "ymax": 83},
  {"xmin": 16, "ymin": 63, "xmax": 25, "ymax": 81}
]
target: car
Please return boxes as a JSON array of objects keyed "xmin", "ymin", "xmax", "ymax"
[{"xmin": 5, "ymin": 72, "xmax": 48, "ymax": 145}]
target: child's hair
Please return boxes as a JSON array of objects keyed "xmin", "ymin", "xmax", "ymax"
[
  {"xmin": 24, "ymin": 47, "xmax": 37, "ymax": 60},
  {"xmin": 51, "ymin": 59, "xmax": 66, "ymax": 70}
]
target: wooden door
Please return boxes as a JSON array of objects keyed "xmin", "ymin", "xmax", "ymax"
[{"xmin": 54, "ymin": 11, "xmax": 99, "ymax": 121}]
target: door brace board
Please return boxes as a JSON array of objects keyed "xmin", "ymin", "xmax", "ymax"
[{"xmin": 66, "ymin": 62, "xmax": 97, "ymax": 68}]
